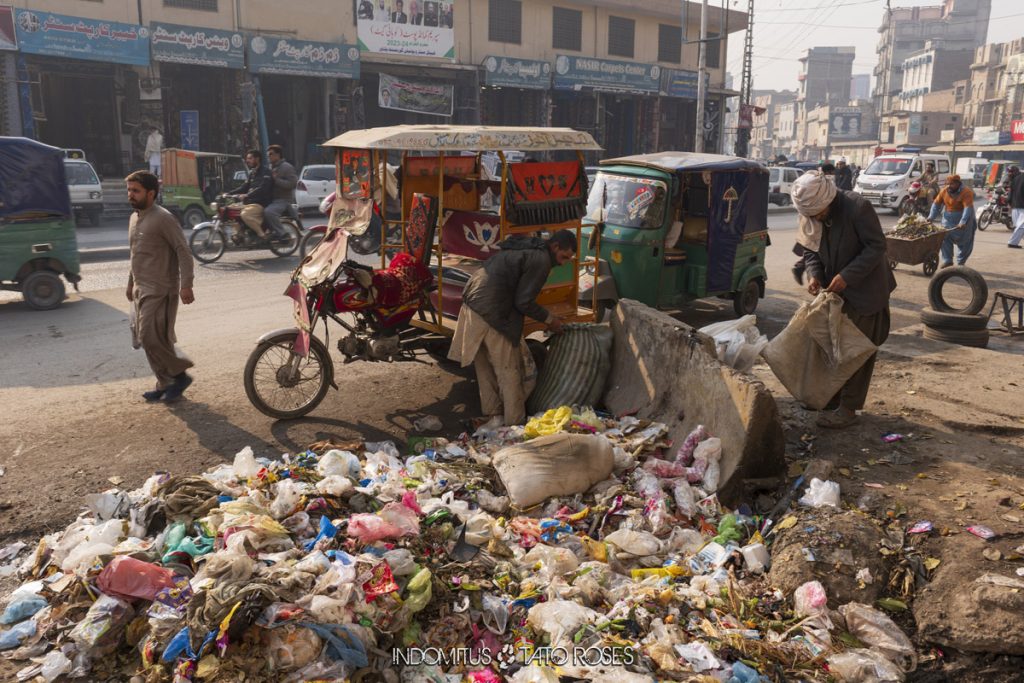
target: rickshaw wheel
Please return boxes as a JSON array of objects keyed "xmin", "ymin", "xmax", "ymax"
[
  {"xmin": 733, "ymin": 279, "xmax": 761, "ymax": 317},
  {"xmin": 182, "ymin": 207, "xmax": 207, "ymax": 229},
  {"xmin": 244, "ymin": 332, "xmax": 332, "ymax": 420},
  {"xmin": 22, "ymin": 270, "xmax": 65, "ymax": 310}
]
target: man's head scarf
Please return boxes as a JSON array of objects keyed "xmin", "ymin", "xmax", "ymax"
[{"xmin": 791, "ymin": 170, "xmax": 837, "ymax": 252}]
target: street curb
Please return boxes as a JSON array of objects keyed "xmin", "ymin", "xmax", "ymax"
[{"xmin": 80, "ymin": 247, "xmax": 130, "ymax": 264}]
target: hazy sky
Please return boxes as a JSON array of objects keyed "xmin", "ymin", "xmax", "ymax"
[{"xmin": 726, "ymin": 0, "xmax": 1021, "ymax": 93}]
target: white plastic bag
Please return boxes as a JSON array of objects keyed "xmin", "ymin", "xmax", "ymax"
[
  {"xmin": 317, "ymin": 450, "xmax": 362, "ymax": 479},
  {"xmin": 233, "ymin": 447, "xmax": 259, "ymax": 479},
  {"xmin": 270, "ymin": 479, "xmax": 303, "ymax": 520},
  {"xmin": 799, "ymin": 478, "xmax": 841, "ymax": 508},
  {"xmin": 527, "ymin": 600, "xmax": 600, "ymax": 645},
  {"xmin": 699, "ymin": 315, "xmax": 769, "ymax": 373},
  {"xmin": 839, "ymin": 602, "xmax": 917, "ymax": 672},
  {"xmin": 827, "ymin": 649, "xmax": 906, "ymax": 682}
]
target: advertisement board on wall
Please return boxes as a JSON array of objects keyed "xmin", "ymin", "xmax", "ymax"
[
  {"xmin": 151, "ymin": 22, "xmax": 244, "ymax": 69},
  {"xmin": 247, "ymin": 35, "xmax": 359, "ymax": 79},
  {"xmin": 378, "ymin": 72, "xmax": 453, "ymax": 117},
  {"xmin": 13, "ymin": 9, "xmax": 149, "ymax": 65},
  {"xmin": 357, "ymin": 0, "xmax": 454, "ymax": 59},
  {"xmin": 829, "ymin": 107, "xmax": 864, "ymax": 139},
  {"xmin": 1011, "ymin": 120, "xmax": 1024, "ymax": 143}
]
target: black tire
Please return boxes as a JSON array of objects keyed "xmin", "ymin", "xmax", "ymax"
[
  {"xmin": 269, "ymin": 220, "xmax": 300, "ymax": 257},
  {"xmin": 21, "ymin": 270, "xmax": 65, "ymax": 310},
  {"xmin": 780, "ymin": 194, "xmax": 792, "ymax": 207},
  {"xmin": 733, "ymin": 279, "xmax": 761, "ymax": 317},
  {"xmin": 977, "ymin": 208, "xmax": 992, "ymax": 230},
  {"xmin": 182, "ymin": 206, "xmax": 208, "ymax": 229},
  {"xmin": 922, "ymin": 253, "xmax": 938, "ymax": 277},
  {"xmin": 920, "ymin": 309, "xmax": 989, "ymax": 331},
  {"xmin": 244, "ymin": 332, "xmax": 332, "ymax": 419},
  {"xmin": 299, "ymin": 226, "xmax": 327, "ymax": 259},
  {"xmin": 923, "ymin": 325, "xmax": 989, "ymax": 348},
  {"xmin": 928, "ymin": 266, "xmax": 988, "ymax": 316},
  {"xmin": 189, "ymin": 226, "xmax": 226, "ymax": 263}
]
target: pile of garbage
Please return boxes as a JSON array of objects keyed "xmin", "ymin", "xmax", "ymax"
[
  {"xmin": 0, "ymin": 408, "xmax": 917, "ymax": 682},
  {"xmin": 886, "ymin": 214, "xmax": 941, "ymax": 239}
]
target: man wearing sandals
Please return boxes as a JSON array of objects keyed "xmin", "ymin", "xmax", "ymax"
[{"xmin": 792, "ymin": 172, "xmax": 897, "ymax": 429}]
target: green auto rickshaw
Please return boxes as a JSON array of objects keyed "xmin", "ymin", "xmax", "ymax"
[
  {"xmin": 579, "ymin": 152, "xmax": 770, "ymax": 318},
  {"xmin": 159, "ymin": 148, "xmax": 246, "ymax": 228},
  {"xmin": 0, "ymin": 137, "xmax": 81, "ymax": 310}
]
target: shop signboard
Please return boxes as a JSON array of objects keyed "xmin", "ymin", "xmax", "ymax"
[
  {"xmin": 151, "ymin": 22, "xmax": 244, "ymax": 69},
  {"xmin": 247, "ymin": 35, "xmax": 359, "ymax": 79},
  {"xmin": 553, "ymin": 54, "xmax": 660, "ymax": 94},
  {"xmin": 661, "ymin": 68, "xmax": 705, "ymax": 98},
  {"xmin": 976, "ymin": 130, "xmax": 1011, "ymax": 145},
  {"xmin": 481, "ymin": 56, "xmax": 550, "ymax": 89},
  {"xmin": 378, "ymin": 72, "xmax": 453, "ymax": 117},
  {"xmin": 13, "ymin": 9, "xmax": 149, "ymax": 65},
  {"xmin": 908, "ymin": 114, "xmax": 922, "ymax": 137},
  {"xmin": 829, "ymin": 107, "xmax": 863, "ymax": 139},
  {"xmin": 1011, "ymin": 120, "xmax": 1024, "ymax": 143},
  {"xmin": 357, "ymin": 0, "xmax": 454, "ymax": 59},
  {"xmin": 0, "ymin": 5, "xmax": 16, "ymax": 51}
]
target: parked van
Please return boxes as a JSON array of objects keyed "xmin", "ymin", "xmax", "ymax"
[
  {"xmin": 955, "ymin": 157, "xmax": 990, "ymax": 187},
  {"xmin": 768, "ymin": 166, "xmax": 803, "ymax": 206},
  {"xmin": 854, "ymin": 153, "xmax": 949, "ymax": 214},
  {"xmin": 63, "ymin": 158, "xmax": 104, "ymax": 226}
]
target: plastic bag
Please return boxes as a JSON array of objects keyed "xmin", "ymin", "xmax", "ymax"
[
  {"xmin": 492, "ymin": 434, "xmax": 614, "ymax": 508},
  {"xmin": 527, "ymin": 324, "xmax": 613, "ymax": 415},
  {"xmin": 604, "ymin": 529, "xmax": 662, "ymax": 558},
  {"xmin": 318, "ymin": 450, "xmax": 362, "ymax": 479},
  {"xmin": 527, "ymin": 600, "xmax": 600, "ymax": 645},
  {"xmin": 826, "ymin": 649, "xmax": 905, "ymax": 682},
  {"xmin": 699, "ymin": 315, "xmax": 769, "ymax": 372},
  {"xmin": 793, "ymin": 581, "xmax": 828, "ymax": 617},
  {"xmin": 264, "ymin": 624, "xmax": 322, "ymax": 672},
  {"xmin": 379, "ymin": 502, "xmax": 420, "ymax": 535},
  {"xmin": 40, "ymin": 649, "xmax": 73, "ymax": 682},
  {"xmin": 0, "ymin": 619, "xmax": 36, "ymax": 650},
  {"xmin": 663, "ymin": 527, "xmax": 705, "ymax": 556},
  {"xmin": 233, "ymin": 446, "xmax": 260, "ymax": 479},
  {"xmin": 0, "ymin": 596, "xmax": 47, "ymax": 625},
  {"xmin": 523, "ymin": 406, "xmax": 573, "ymax": 439},
  {"xmin": 97, "ymin": 556, "xmax": 176, "ymax": 601},
  {"xmin": 692, "ymin": 437, "xmax": 723, "ymax": 491},
  {"xmin": 317, "ymin": 475, "xmax": 354, "ymax": 497},
  {"xmin": 84, "ymin": 489, "xmax": 130, "ymax": 522},
  {"xmin": 675, "ymin": 641, "xmax": 721, "ymax": 672},
  {"xmin": 271, "ymin": 479, "xmax": 303, "ymax": 520},
  {"xmin": 839, "ymin": 602, "xmax": 917, "ymax": 672},
  {"xmin": 383, "ymin": 549, "xmax": 416, "ymax": 576},
  {"xmin": 675, "ymin": 425, "xmax": 709, "ymax": 465},
  {"xmin": 347, "ymin": 514, "xmax": 411, "ymax": 543},
  {"xmin": 70, "ymin": 594, "xmax": 134, "ymax": 657},
  {"xmin": 799, "ymin": 478, "xmax": 841, "ymax": 508},
  {"xmin": 401, "ymin": 568, "xmax": 432, "ymax": 614},
  {"xmin": 482, "ymin": 593, "xmax": 509, "ymax": 634},
  {"xmin": 520, "ymin": 544, "xmax": 580, "ymax": 575},
  {"xmin": 509, "ymin": 665, "xmax": 560, "ymax": 683},
  {"xmin": 672, "ymin": 480, "xmax": 698, "ymax": 518}
]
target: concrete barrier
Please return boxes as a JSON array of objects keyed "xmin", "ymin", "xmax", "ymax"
[{"xmin": 603, "ymin": 299, "xmax": 785, "ymax": 503}]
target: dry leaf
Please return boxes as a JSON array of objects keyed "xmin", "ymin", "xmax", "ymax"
[
  {"xmin": 839, "ymin": 468, "xmax": 852, "ymax": 477},
  {"xmin": 983, "ymin": 548, "xmax": 1003, "ymax": 562},
  {"xmin": 924, "ymin": 557, "xmax": 941, "ymax": 571}
]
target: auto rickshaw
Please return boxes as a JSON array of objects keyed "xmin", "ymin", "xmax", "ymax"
[
  {"xmin": 0, "ymin": 137, "xmax": 81, "ymax": 310},
  {"xmin": 158, "ymin": 148, "xmax": 245, "ymax": 228},
  {"xmin": 579, "ymin": 152, "xmax": 770, "ymax": 318}
]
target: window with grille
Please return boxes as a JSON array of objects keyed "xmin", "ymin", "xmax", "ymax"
[
  {"xmin": 707, "ymin": 38, "xmax": 721, "ymax": 68},
  {"xmin": 552, "ymin": 7, "xmax": 582, "ymax": 52},
  {"xmin": 164, "ymin": 0, "xmax": 218, "ymax": 11},
  {"xmin": 608, "ymin": 16, "xmax": 634, "ymax": 58},
  {"xmin": 658, "ymin": 24, "xmax": 681, "ymax": 64},
  {"xmin": 489, "ymin": 0, "xmax": 522, "ymax": 45}
]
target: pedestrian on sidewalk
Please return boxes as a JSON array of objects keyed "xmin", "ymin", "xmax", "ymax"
[
  {"xmin": 927, "ymin": 175, "xmax": 976, "ymax": 267},
  {"xmin": 124, "ymin": 170, "xmax": 196, "ymax": 403},
  {"xmin": 792, "ymin": 172, "xmax": 896, "ymax": 429},
  {"xmin": 145, "ymin": 128, "xmax": 163, "ymax": 178},
  {"xmin": 1006, "ymin": 166, "xmax": 1024, "ymax": 249}
]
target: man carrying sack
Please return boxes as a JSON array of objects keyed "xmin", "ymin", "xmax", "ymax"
[{"xmin": 790, "ymin": 171, "xmax": 896, "ymax": 429}]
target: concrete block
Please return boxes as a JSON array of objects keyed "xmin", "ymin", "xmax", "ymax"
[{"xmin": 603, "ymin": 299, "xmax": 785, "ymax": 503}]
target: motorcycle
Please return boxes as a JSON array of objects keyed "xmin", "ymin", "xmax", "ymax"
[
  {"xmin": 189, "ymin": 194, "xmax": 302, "ymax": 263},
  {"xmin": 299, "ymin": 192, "xmax": 402, "ymax": 259},
  {"xmin": 242, "ymin": 248, "xmax": 442, "ymax": 419},
  {"xmin": 977, "ymin": 187, "xmax": 1013, "ymax": 231},
  {"xmin": 898, "ymin": 181, "xmax": 933, "ymax": 218}
]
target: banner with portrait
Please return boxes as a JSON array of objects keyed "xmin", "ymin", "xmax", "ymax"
[
  {"xmin": 357, "ymin": 0, "xmax": 454, "ymax": 59},
  {"xmin": 378, "ymin": 72, "xmax": 453, "ymax": 117}
]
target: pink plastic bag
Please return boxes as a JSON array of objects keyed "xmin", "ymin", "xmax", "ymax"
[
  {"xmin": 347, "ymin": 503, "xmax": 418, "ymax": 543},
  {"xmin": 379, "ymin": 502, "xmax": 420, "ymax": 535},
  {"xmin": 675, "ymin": 425, "xmax": 709, "ymax": 465},
  {"xmin": 97, "ymin": 556, "xmax": 176, "ymax": 601},
  {"xmin": 401, "ymin": 491, "xmax": 423, "ymax": 515},
  {"xmin": 643, "ymin": 458, "xmax": 687, "ymax": 479},
  {"xmin": 794, "ymin": 580, "xmax": 828, "ymax": 617}
]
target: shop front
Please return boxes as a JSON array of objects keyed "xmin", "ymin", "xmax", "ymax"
[
  {"xmin": 151, "ymin": 23, "xmax": 247, "ymax": 162},
  {"xmin": 551, "ymin": 54, "xmax": 661, "ymax": 160},
  {"xmin": 660, "ymin": 69, "xmax": 701, "ymax": 152},
  {"xmin": 247, "ymin": 36, "xmax": 359, "ymax": 167},
  {"xmin": 480, "ymin": 56, "xmax": 551, "ymax": 127},
  {"xmin": 12, "ymin": 8, "xmax": 150, "ymax": 177},
  {"xmin": 1, "ymin": 5, "xmax": 18, "ymax": 137}
]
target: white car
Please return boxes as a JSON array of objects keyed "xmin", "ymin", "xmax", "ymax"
[
  {"xmin": 63, "ymin": 159, "xmax": 104, "ymax": 226},
  {"xmin": 296, "ymin": 164, "xmax": 337, "ymax": 216},
  {"xmin": 768, "ymin": 166, "xmax": 802, "ymax": 206}
]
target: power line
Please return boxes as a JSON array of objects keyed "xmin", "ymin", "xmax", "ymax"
[{"xmin": 755, "ymin": 0, "xmax": 878, "ymax": 12}]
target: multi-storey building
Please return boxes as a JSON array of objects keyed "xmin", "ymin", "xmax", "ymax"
[
  {"xmin": 962, "ymin": 38, "xmax": 1024, "ymax": 132},
  {"xmin": 0, "ymin": 0, "xmax": 746, "ymax": 175},
  {"xmin": 897, "ymin": 42, "xmax": 973, "ymax": 113},
  {"xmin": 749, "ymin": 89, "xmax": 795, "ymax": 160},
  {"xmin": 850, "ymin": 74, "xmax": 871, "ymax": 102}
]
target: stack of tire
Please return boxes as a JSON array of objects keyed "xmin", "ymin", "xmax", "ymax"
[{"xmin": 921, "ymin": 266, "xmax": 990, "ymax": 348}]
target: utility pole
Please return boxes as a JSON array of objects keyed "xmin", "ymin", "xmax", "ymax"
[
  {"xmin": 695, "ymin": 0, "xmax": 709, "ymax": 153},
  {"xmin": 735, "ymin": 0, "xmax": 755, "ymax": 157}
]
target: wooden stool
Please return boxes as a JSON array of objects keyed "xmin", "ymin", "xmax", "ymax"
[{"xmin": 988, "ymin": 292, "xmax": 1024, "ymax": 335}]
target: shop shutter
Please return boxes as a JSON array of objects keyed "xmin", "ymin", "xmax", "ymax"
[
  {"xmin": 608, "ymin": 16, "xmax": 635, "ymax": 59},
  {"xmin": 488, "ymin": 0, "xmax": 522, "ymax": 45},
  {"xmin": 552, "ymin": 7, "xmax": 582, "ymax": 52},
  {"xmin": 658, "ymin": 24, "xmax": 682, "ymax": 64}
]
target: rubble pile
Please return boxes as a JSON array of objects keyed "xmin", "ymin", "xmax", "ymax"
[
  {"xmin": 0, "ymin": 409, "xmax": 918, "ymax": 682},
  {"xmin": 885, "ymin": 214, "xmax": 941, "ymax": 240}
]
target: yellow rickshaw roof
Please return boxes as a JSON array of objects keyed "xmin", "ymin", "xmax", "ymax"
[{"xmin": 322, "ymin": 125, "xmax": 602, "ymax": 152}]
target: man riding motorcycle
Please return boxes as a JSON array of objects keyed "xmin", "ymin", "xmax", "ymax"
[
  {"xmin": 229, "ymin": 149, "xmax": 274, "ymax": 243},
  {"xmin": 266, "ymin": 144, "xmax": 297, "ymax": 240},
  {"xmin": 919, "ymin": 162, "xmax": 940, "ymax": 203}
]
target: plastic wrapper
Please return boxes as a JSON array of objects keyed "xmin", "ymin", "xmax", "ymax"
[
  {"xmin": 264, "ymin": 624, "xmax": 322, "ymax": 672},
  {"xmin": 838, "ymin": 602, "xmax": 917, "ymax": 672},
  {"xmin": 316, "ymin": 475, "xmax": 354, "ymax": 497},
  {"xmin": 527, "ymin": 600, "xmax": 601, "ymax": 646},
  {"xmin": 70, "ymin": 595, "xmax": 134, "ymax": 657},
  {"xmin": 793, "ymin": 581, "xmax": 828, "ymax": 617},
  {"xmin": 317, "ymin": 450, "xmax": 362, "ymax": 479},
  {"xmin": 675, "ymin": 425, "xmax": 709, "ymax": 465},
  {"xmin": 827, "ymin": 649, "xmax": 906, "ymax": 682},
  {"xmin": 233, "ymin": 446, "xmax": 260, "ymax": 479},
  {"xmin": 362, "ymin": 562, "xmax": 400, "ymax": 602},
  {"xmin": 799, "ymin": 478, "xmax": 841, "ymax": 508},
  {"xmin": 270, "ymin": 479, "xmax": 303, "ymax": 520}
]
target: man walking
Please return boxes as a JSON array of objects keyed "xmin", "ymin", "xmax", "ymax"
[
  {"xmin": 835, "ymin": 159, "xmax": 854, "ymax": 191},
  {"xmin": 793, "ymin": 172, "xmax": 896, "ymax": 429},
  {"xmin": 927, "ymin": 175, "xmax": 976, "ymax": 267},
  {"xmin": 448, "ymin": 231, "xmax": 577, "ymax": 427},
  {"xmin": 145, "ymin": 128, "xmax": 163, "ymax": 178},
  {"xmin": 124, "ymin": 171, "xmax": 195, "ymax": 403},
  {"xmin": 265, "ymin": 144, "xmax": 297, "ymax": 240},
  {"xmin": 1006, "ymin": 166, "xmax": 1024, "ymax": 249},
  {"xmin": 229, "ymin": 150, "xmax": 274, "ymax": 241}
]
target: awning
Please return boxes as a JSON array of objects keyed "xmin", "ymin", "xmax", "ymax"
[
  {"xmin": 322, "ymin": 125, "xmax": 603, "ymax": 151},
  {"xmin": 927, "ymin": 143, "xmax": 1024, "ymax": 153},
  {"xmin": 601, "ymin": 152, "xmax": 766, "ymax": 172}
]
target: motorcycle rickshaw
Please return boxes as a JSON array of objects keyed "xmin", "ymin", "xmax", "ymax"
[
  {"xmin": 579, "ymin": 152, "xmax": 770, "ymax": 318},
  {"xmin": 158, "ymin": 148, "xmax": 245, "ymax": 228},
  {"xmin": 243, "ymin": 124, "xmax": 603, "ymax": 419},
  {"xmin": 0, "ymin": 137, "xmax": 81, "ymax": 310}
]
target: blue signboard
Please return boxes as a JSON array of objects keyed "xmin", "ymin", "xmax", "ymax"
[
  {"xmin": 552, "ymin": 54, "xmax": 660, "ymax": 94},
  {"xmin": 662, "ymin": 69, "xmax": 706, "ymax": 99},
  {"xmin": 481, "ymin": 56, "xmax": 551, "ymax": 90},
  {"xmin": 151, "ymin": 22, "xmax": 244, "ymax": 69},
  {"xmin": 180, "ymin": 110, "xmax": 199, "ymax": 151},
  {"xmin": 247, "ymin": 35, "xmax": 359, "ymax": 79},
  {"xmin": 13, "ymin": 9, "xmax": 150, "ymax": 66}
]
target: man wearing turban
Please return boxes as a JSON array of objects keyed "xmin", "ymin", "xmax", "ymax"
[{"xmin": 791, "ymin": 171, "xmax": 897, "ymax": 429}]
